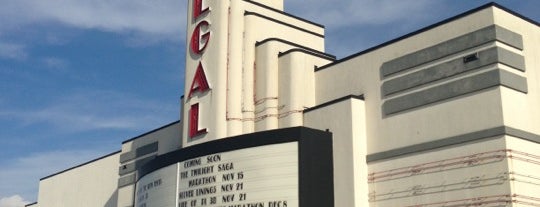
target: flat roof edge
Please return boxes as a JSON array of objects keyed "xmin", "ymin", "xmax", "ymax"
[
  {"xmin": 243, "ymin": 0, "xmax": 325, "ymax": 28},
  {"xmin": 122, "ymin": 120, "xmax": 181, "ymax": 144},
  {"xmin": 40, "ymin": 150, "xmax": 121, "ymax": 181},
  {"xmin": 316, "ymin": 2, "xmax": 538, "ymax": 72}
]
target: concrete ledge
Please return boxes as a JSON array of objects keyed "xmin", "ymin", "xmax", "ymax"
[
  {"xmin": 382, "ymin": 47, "xmax": 525, "ymax": 96},
  {"xmin": 119, "ymin": 155, "xmax": 156, "ymax": 176},
  {"xmin": 380, "ymin": 25, "xmax": 523, "ymax": 78},
  {"xmin": 367, "ymin": 126, "xmax": 540, "ymax": 162},
  {"xmin": 494, "ymin": 25, "xmax": 525, "ymax": 50},
  {"xmin": 382, "ymin": 69, "xmax": 528, "ymax": 116},
  {"xmin": 118, "ymin": 173, "xmax": 136, "ymax": 188},
  {"xmin": 120, "ymin": 142, "xmax": 158, "ymax": 163}
]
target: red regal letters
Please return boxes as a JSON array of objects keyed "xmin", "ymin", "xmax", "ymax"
[
  {"xmin": 188, "ymin": 62, "xmax": 210, "ymax": 98},
  {"xmin": 188, "ymin": 0, "xmax": 211, "ymax": 138},
  {"xmin": 189, "ymin": 103, "xmax": 207, "ymax": 138},
  {"xmin": 190, "ymin": 21, "xmax": 210, "ymax": 55},
  {"xmin": 192, "ymin": 0, "xmax": 209, "ymax": 20}
]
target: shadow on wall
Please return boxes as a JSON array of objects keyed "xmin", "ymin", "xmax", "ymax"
[{"xmin": 104, "ymin": 190, "xmax": 118, "ymax": 207}]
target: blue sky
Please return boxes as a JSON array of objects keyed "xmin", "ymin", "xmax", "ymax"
[{"xmin": 0, "ymin": 0, "xmax": 539, "ymax": 206}]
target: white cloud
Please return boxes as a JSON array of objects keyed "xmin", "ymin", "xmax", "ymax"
[
  {"xmin": 284, "ymin": 0, "xmax": 445, "ymax": 58},
  {"xmin": 0, "ymin": 195, "xmax": 28, "ymax": 207},
  {"xmin": 0, "ymin": 89, "xmax": 177, "ymax": 133},
  {"xmin": 286, "ymin": 0, "xmax": 436, "ymax": 28},
  {"xmin": 0, "ymin": 42, "xmax": 27, "ymax": 60},
  {"xmin": 0, "ymin": 0, "xmax": 186, "ymax": 42},
  {"xmin": 0, "ymin": 149, "xmax": 113, "ymax": 202},
  {"xmin": 41, "ymin": 57, "xmax": 69, "ymax": 71}
]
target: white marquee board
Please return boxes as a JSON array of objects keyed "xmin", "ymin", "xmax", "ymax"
[
  {"xmin": 135, "ymin": 164, "xmax": 178, "ymax": 207},
  {"xmin": 136, "ymin": 142, "xmax": 299, "ymax": 207}
]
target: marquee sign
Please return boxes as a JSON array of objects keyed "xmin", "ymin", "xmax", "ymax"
[
  {"xmin": 178, "ymin": 142, "xmax": 298, "ymax": 207},
  {"xmin": 135, "ymin": 127, "xmax": 334, "ymax": 207}
]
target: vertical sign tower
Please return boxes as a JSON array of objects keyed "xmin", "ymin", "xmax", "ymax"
[
  {"xmin": 184, "ymin": 0, "xmax": 230, "ymax": 146},
  {"xmin": 183, "ymin": 0, "xmax": 328, "ymax": 147}
]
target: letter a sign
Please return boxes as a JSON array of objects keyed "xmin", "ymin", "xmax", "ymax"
[{"xmin": 188, "ymin": 62, "xmax": 210, "ymax": 98}]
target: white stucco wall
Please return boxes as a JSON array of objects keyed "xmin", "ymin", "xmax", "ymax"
[
  {"xmin": 304, "ymin": 97, "xmax": 368, "ymax": 207},
  {"xmin": 494, "ymin": 8, "xmax": 540, "ymax": 135},
  {"xmin": 314, "ymin": 7, "xmax": 508, "ymax": 154},
  {"xmin": 36, "ymin": 152, "xmax": 120, "ymax": 207}
]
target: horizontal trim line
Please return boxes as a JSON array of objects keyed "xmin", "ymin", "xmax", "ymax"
[
  {"xmin": 367, "ymin": 126, "xmax": 540, "ymax": 162},
  {"xmin": 245, "ymin": 11, "xmax": 324, "ymax": 38},
  {"xmin": 256, "ymin": 38, "xmax": 335, "ymax": 60},
  {"xmin": 316, "ymin": 2, "xmax": 533, "ymax": 72},
  {"xmin": 242, "ymin": 0, "xmax": 325, "ymax": 28},
  {"xmin": 279, "ymin": 48, "xmax": 336, "ymax": 61},
  {"xmin": 122, "ymin": 120, "xmax": 180, "ymax": 144},
  {"xmin": 506, "ymin": 127, "xmax": 540, "ymax": 143},
  {"xmin": 24, "ymin": 202, "xmax": 37, "ymax": 207},
  {"xmin": 304, "ymin": 95, "xmax": 365, "ymax": 113},
  {"xmin": 381, "ymin": 47, "xmax": 526, "ymax": 97},
  {"xmin": 40, "ymin": 150, "xmax": 121, "ymax": 180},
  {"xmin": 382, "ymin": 69, "xmax": 527, "ymax": 116}
]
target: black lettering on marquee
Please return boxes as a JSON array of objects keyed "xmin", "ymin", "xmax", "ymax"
[
  {"xmin": 218, "ymin": 163, "xmax": 234, "ymax": 171},
  {"xmin": 221, "ymin": 183, "xmax": 233, "ymax": 192},
  {"xmin": 177, "ymin": 150, "xmax": 292, "ymax": 207},
  {"xmin": 268, "ymin": 201, "xmax": 288, "ymax": 207},
  {"xmin": 222, "ymin": 194, "xmax": 235, "ymax": 203},
  {"xmin": 207, "ymin": 154, "xmax": 221, "ymax": 163},
  {"xmin": 222, "ymin": 173, "xmax": 235, "ymax": 181}
]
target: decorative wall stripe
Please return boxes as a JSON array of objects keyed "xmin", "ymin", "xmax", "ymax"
[
  {"xmin": 120, "ymin": 142, "xmax": 158, "ymax": 163},
  {"xmin": 368, "ymin": 150, "xmax": 508, "ymax": 183},
  {"xmin": 380, "ymin": 25, "xmax": 523, "ymax": 78},
  {"xmin": 382, "ymin": 47, "xmax": 526, "ymax": 96},
  {"xmin": 400, "ymin": 194, "xmax": 540, "ymax": 207},
  {"xmin": 367, "ymin": 126, "xmax": 540, "ymax": 162},
  {"xmin": 369, "ymin": 149, "xmax": 540, "ymax": 183},
  {"xmin": 369, "ymin": 172, "xmax": 509, "ymax": 202},
  {"xmin": 382, "ymin": 69, "xmax": 527, "ymax": 116},
  {"xmin": 511, "ymin": 172, "xmax": 540, "ymax": 187}
]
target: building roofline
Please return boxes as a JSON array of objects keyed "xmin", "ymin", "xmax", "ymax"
[
  {"xmin": 316, "ymin": 2, "xmax": 539, "ymax": 72},
  {"xmin": 24, "ymin": 202, "xmax": 37, "ymax": 207},
  {"xmin": 245, "ymin": 11, "xmax": 324, "ymax": 38},
  {"xmin": 279, "ymin": 48, "xmax": 336, "ymax": 61},
  {"xmin": 255, "ymin": 37, "xmax": 336, "ymax": 60},
  {"xmin": 121, "ymin": 120, "xmax": 181, "ymax": 144},
  {"xmin": 40, "ymin": 150, "xmax": 121, "ymax": 181},
  {"xmin": 493, "ymin": 2, "xmax": 540, "ymax": 27},
  {"xmin": 304, "ymin": 94, "xmax": 364, "ymax": 113},
  {"xmin": 243, "ymin": 0, "xmax": 325, "ymax": 28}
]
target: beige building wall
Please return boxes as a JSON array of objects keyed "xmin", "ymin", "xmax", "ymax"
[
  {"xmin": 304, "ymin": 96, "xmax": 368, "ymax": 207},
  {"xmin": 312, "ymin": 4, "xmax": 540, "ymax": 206},
  {"xmin": 495, "ymin": 8, "xmax": 540, "ymax": 135},
  {"xmin": 315, "ymin": 7, "xmax": 504, "ymax": 153},
  {"xmin": 367, "ymin": 137, "xmax": 510, "ymax": 206},
  {"xmin": 35, "ymin": 152, "xmax": 120, "ymax": 207}
]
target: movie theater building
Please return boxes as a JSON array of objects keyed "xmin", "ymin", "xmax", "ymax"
[{"xmin": 27, "ymin": 1, "xmax": 540, "ymax": 207}]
